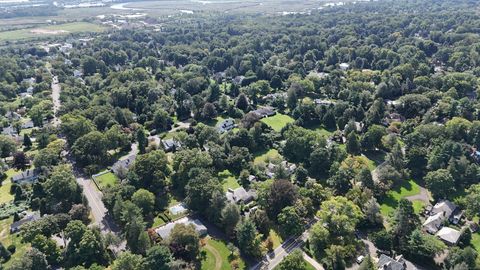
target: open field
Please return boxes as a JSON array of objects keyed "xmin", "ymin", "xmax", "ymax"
[
  {"xmin": 201, "ymin": 237, "xmax": 246, "ymax": 270},
  {"xmin": 261, "ymin": 113, "xmax": 294, "ymax": 132},
  {"xmin": 0, "ymin": 22, "xmax": 105, "ymax": 42},
  {"xmin": 380, "ymin": 179, "xmax": 421, "ymax": 217}
]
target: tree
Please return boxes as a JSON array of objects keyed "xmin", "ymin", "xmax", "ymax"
[
  {"xmin": 6, "ymin": 248, "xmax": 48, "ymax": 270},
  {"xmin": 309, "ymin": 222, "xmax": 330, "ymax": 256},
  {"xmin": 12, "ymin": 151, "xmax": 27, "ymax": 170},
  {"xmin": 392, "ymin": 199, "xmax": 419, "ymax": 250},
  {"xmin": 43, "ymin": 164, "xmax": 82, "ymax": 213},
  {"xmin": 424, "ymin": 169, "xmax": 455, "ymax": 200},
  {"xmin": 360, "ymin": 125, "xmax": 386, "ymax": 151},
  {"xmin": 111, "ymin": 251, "xmax": 144, "ymax": 270},
  {"xmin": 346, "ymin": 132, "xmax": 361, "ymax": 155},
  {"xmin": 144, "ymin": 245, "xmax": 173, "ymax": 270},
  {"xmin": 323, "ymin": 109, "xmax": 336, "ymax": 130},
  {"xmin": 236, "ymin": 218, "xmax": 262, "ymax": 258},
  {"xmin": 168, "ymin": 224, "xmax": 200, "ymax": 261},
  {"xmin": 136, "ymin": 128, "xmax": 147, "ymax": 154},
  {"xmin": 60, "ymin": 114, "xmax": 94, "ymax": 145},
  {"xmin": 407, "ymin": 229, "xmax": 446, "ymax": 258},
  {"xmin": 371, "ymin": 230, "xmax": 392, "ymax": 252},
  {"xmin": 317, "ymin": 196, "xmax": 363, "ymax": 238},
  {"xmin": 445, "ymin": 247, "xmax": 477, "ymax": 270},
  {"xmin": 364, "ymin": 197, "xmax": 383, "ymax": 225},
  {"xmin": 236, "ymin": 93, "xmax": 249, "ymax": 111},
  {"xmin": 465, "ymin": 184, "xmax": 480, "ymax": 218},
  {"xmin": 23, "ymin": 134, "xmax": 32, "ymax": 150},
  {"xmin": 278, "ymin": 206, "xmax": 304, "ymax": 236},
  {"xmin": 221, "ymin": 203, "xmax": 240, "ymax": 237},
  {"xmin": 277, "ymin": 250, "xmax": 307, "ymax": 270},
  {"xmin": 358, "ymin": 255, "xmax": 376, "ymax": 270},
  {"xmin": 202, "ymin": 102, "xmax": 217, "ymax": 120},
  {"xmin": 31, "ymin": 234, "xmax": 62, "ymax": 265},
  {"xmin": 131, "ymin": 150, "xmax": 171, "ymax": 193},
  {"xmin": 0, "ymin": 135, "xmax": 16, "ymax": 158},
  {"xmin": 132, "ymin": 189, "xmax": 155, "ymax": 217},
  {"xmin": 72, "ymin": 131, "xmax": 107, "ymax": 166},
  {"xmin": 264, "ymin": 179, "xmax": 298, "ymax": 220}
]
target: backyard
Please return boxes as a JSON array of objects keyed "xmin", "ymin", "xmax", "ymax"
[
  {"xmin": 261, "ymin": 113, "xmax": 294, "ymax": 132},
  {"xmin": 218, "ymin": 170, "xmax": 240, "ymax": 192},
  {"xmin": 253, "ymin": 148, "xmax": 281, "ymax": 165},
  {"xmin": 201, "ymin": 237, "xmax": 246, "ymax": 270},
  {"xmin": 92, "ymin": 171, "xmax": 118, "ymax": 190},
  {"xmin": 379, "ymin": 179, "xmax": 423, "ymax": 217}
]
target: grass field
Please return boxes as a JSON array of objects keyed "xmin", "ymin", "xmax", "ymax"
[
  {"xmin": 218, "ymin": 170, "xmax": 240, "ymax": 192},
  {"xmin": 268, "ymin": 229, "xmax": 283, "ymax": 249},
  {"xmin": 0, "ymin": 22, "xmax": 105, "ymax": 42},
  {"xmin": 471, "ymin": 233, "xmax": 480, "ymax": 252},
  {"xmin": 0, "ymin": 169, "xmax": 20, "ymax": 204},
  {"xmin": 379, "ymin": 179, "xmax": 421, "ymax": 217},
  {"xmin": 93, "ymin": 171, "xmax": 118, "ymax": 190},
  {"xmin": 0, "ymin": 217, "xmax": 30, "ymax": 268},
  {"xmin": 201, "ymin": 237, "xmax": 246, "ymax": 270},
  {"xmin": 261, "ymin": 113, "xmax": 294, "ymax": 132},
  {"xmin": 253, "ymin": 149, "xmax": 281, "ymax": 165}
]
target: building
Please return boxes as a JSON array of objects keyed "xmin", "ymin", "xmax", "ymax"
[
  {"xmin": 155, "ymin": 217, "xmax": 207, "ymax": 240},
  {"xmin": 226, "ymin": 187, "xmax": 256, "ymax": 204},
  {"xmin": 10, "ymin": 212, "xmax": 40, "ymax": 233},
  {"xmin": 73, "ymin": 70, "xmax": 83, "ymax": 78},
  {"xmin": 161, "ymin": 138, "xmax": 182, "ymax": 152},
  {"xmin": 314, "ymin": 99, "xmax": 335, "ymax": 106},
  {"xmin": 422, "ymin": 200, "xmax": 457, "ymax": 234},
  {"xmin": 111, "ymin": 154, "xmax": 136, "ymax": 175},
  {"xmin": 252, "ymin": 106, "xmax": 276, "ymax": 118},
  {"xmin": 339, "ymin": 62, "xmax": 350, "ymax": 71},
  {"xmin": 11, "ymin": 169, "xmax": 39, "ymax": 185},
  {"xmin": 377, "ymin": 254, "xmax": 406, "ymax": 270},
  {"xmin": 218, "ymin": 119, "xmax": 236, "ymax": 134},
  {"xmin": 436, "ymin": 227, "xmax": 461, "ymax": 246}
]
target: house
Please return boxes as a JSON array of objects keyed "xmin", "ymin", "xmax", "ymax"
[
  {"xmin": 11, "ymin": 169, "xmax": 40, "ymax": 185},
  {"xmin": 10, "ymin": 212, "xmax": 40, "ymax": 233},
  {"xmin": 218, "ymin": 119, "xmax": 236, "ymax": 134},
  {"xmin": 155, "ymin": 217, "xmax": 207, "ymax": 239},
  {"xmin": 73, "ymin": 70, "xmax": 83, "ymax": 78},
  {"xmin": 314, "ymin": 99, "xmax": 335, "ymax": 106},
  {"xmin": 21, "ymin": 120, "xmax": 34, "ymax": 129},
  {"xmin": 377, "ymin": 254, "xmax": 407, "ymax": 270},
  {"xmin": 226, "ymin": 187, "xmax": 256, "ymax": 204},
  {"xmin": 422, "ymin": 200, "xmax": 457, "ymax": 234},
  {"xmin": 111, "ymin": 154, "xmax": 136, "ymax": 175},
  {"xmin": 161, "ymin": 138, "xmax": 182, "ymax": 152},
  {"xmin": 339, "ymin": 62, "xmax": 350, "ymax": 71},
  {"xmin": 436, "ymin": 227, "xmax": 461, "ymax": 245},
  {"xmin": 252, "ymin": 106, "xmax": 276, "ymax": 118},
  {"xmin": 5, "ymin": 111, "xmax": 21, "ymax": 121},
  {"xmin": 232, "ymin": 76, "xmax": 245, "ymax": 85},
  {"xmin": 263, "ymin": 92, "xmax": 286, "ymax": 102}
]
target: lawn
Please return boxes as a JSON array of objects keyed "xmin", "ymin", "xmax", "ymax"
[
  {"xmin": 471, "ymin": 233, "xmax": 480, "ymax": 252},
  {"xmin": 0, "ymin": 217, "xmax": 30, "ymax": 268},
  {"xmin": 253, "ymin": 149, "xmax": 281, "ymax": 165},
  {"xmin": 201, "ymin": 237, "xmax": 246, "ymax": 270},
  {"xmin": 379, "ymin": 179, "xmax": 422, "ymax": 217},
  {"xmin": 268, "ymin": 229, "xmax": 283, "ymax": 249},
  {"xmin": 218, "ymin": 170, "xmax": 240, "ymax": 192},
  {"xmin": 0, "ymin": 169, "xmax": 19, "ymax": 204},
  {"xmin": 205, "ymin": 116, "xmax": 226, "ymax": 128},
  {"xmin": 412, "ymin": 200, "xmax": 425, "ymax": 214},
  {"xmin": 93, "ymin": 171, "xmax": 118, "ymax": 190},
  {"xmin": 0, "ymin": 22, "xmax": 106, "ymax": 42},
  {"xmin": 261, "ymin": 113, "xmax": 294, "ymax": 132},
  {"xmin": 305, "ymin": 123, "xmax": 335, "ymax": 138},
  {"xmin": 305, "ymin": 260, "xmax": 316, "ymax": 270}
]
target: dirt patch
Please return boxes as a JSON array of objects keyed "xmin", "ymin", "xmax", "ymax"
[{"xmin": 30, "ymin": 29, "xmax": 69, "ymax": 35}]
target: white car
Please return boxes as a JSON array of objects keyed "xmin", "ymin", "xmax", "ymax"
[{"xmin": 356, "ymin": 255, "xmax": 365, "ymax": 264}]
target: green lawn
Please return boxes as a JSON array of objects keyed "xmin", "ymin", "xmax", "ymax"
[
  {"xmin": 253, "ymin": 149, "xmax": 281, "ymax": 165},
  {"xmin": 412, "ymin": 200, "xmax": 425, "ymax": 215},
  {"xmin": 205, "ymin": 116, "xmax": 226, "ymax": 128},
  {"xmin": 0, "ymin": 169, "xmax": 19, "ymax": 204},
  {"xmin": 306, "ymin": 123, "xmax": 335, "ymax": 138},
  {"xmin": 0, "ymin": 217, "xmax": 30, "ymax": 268},
  {"xmin": 93, "ymin": 171, "xmax": 118, "ymax": 190},
  {"xmin": 0, "ymin": 22, "xmax": 105, "ymax": 42},
  {"xmin": 268, "ymin": 229, "xmax": 283, "ymax": 249},
  {"xmin": 219, "ymin": 170, "xmax": 240, "ymax": 192},
  {"xmin": 261, "ymin": 113, "xmax": 294, "ymax": 132},
  {"xmin": 471, "ymin": 233, "xmax": 480, "ymax": 252},
  {"xmin": 201, "ymin": 238, "xmax": 246, "ymax": 270},
  {"xmin": 379, "ymin": 179, "xmax": 422, "ymax": 217},
  {"xmin": 305, "ymin": 260, "xmax": 316, "ymax": 270}
]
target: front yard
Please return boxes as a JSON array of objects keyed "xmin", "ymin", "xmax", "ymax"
[
  {"xmin": 93, "ymin": 171, "xmax": 118, "ymax": 190},
  {"xmin": 261, "ymin": 113, "xmax": 294, "ymax": 132},
  {"xmin": 201, "ymin": 237, "xmax": 246, "ymax": 270}
]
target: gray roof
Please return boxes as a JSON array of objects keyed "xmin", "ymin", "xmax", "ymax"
[
  {"xmin": 111, "ymin": 154, "xmax": 136, "ymax": 174},
  {"xmin": 378, "ymin": 254, "xmax": 405, "ymax": 270},
  {"xmin": 226, "ymin": 187, "xmax": 255, "ymax": 204},
  {"xmin": 155, "ymin": 217, "xmax": 207, "ymax": 239},
  {"xmin": 161, "ymin": 139, "xmax": 181, "ymax": 151},
  {"xmin": 252, "ymin": 107, "xmax": 276, "ymax": 118},
  {"xmin": 11, "ymin": 169, "xmax": 39, "ymax": 184},
  {"xmin": 436, "ymin": 227, "xmax": 461, "ymax": 245},
  {"xmin": 218, "ymin": 119, "xmax": 235, "ymax": 133},
  {"xmin": 10, "ymin": 212, "xmax": 40, "ymax": 232}
]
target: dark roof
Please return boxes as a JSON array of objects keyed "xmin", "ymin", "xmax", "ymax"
[
  {"xmin": 252, "ymin": 107, "xmax": 275, "ymax": 118},
  {"xmin": 378, "ymin": 254, "xmax": 405, "ymax": 270},
  {"xmin": 11, "ymin": 169, "xmax": 39, "ymax": 183},
  {"xmin": 112, "ymin": 154, "xmax": 136, "ymax": 174},
  {"xmin": 10, "ymin": 212, "xmax": 40, "ymax": 232}
]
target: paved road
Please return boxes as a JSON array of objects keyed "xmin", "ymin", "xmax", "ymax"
[
  {"xmin": 48, "ymin": 67, "xmax": 61, "ymax": 127},
  {"xmin": 251, "ymin": 220, "xmax": 316, "ymax": 270}
]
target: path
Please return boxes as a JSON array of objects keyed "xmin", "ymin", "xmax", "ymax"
[
  {"xmin": 170, "ymin": 120, "xmax": 191, "ymax": 133},
  {"xmin": 303, "ymin": 253, "xmax": 324, "ymax": 270},
  {"xmin": 49, "ymin": 68, "xmax": 61, "ymax": 127},
  {"xmin": 204, "ymin": 244, "xmax": 223, "ymax": 270},
  {"xmin": 405, "ymin": 186, "xmax": 430, "ymax": 204}
]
